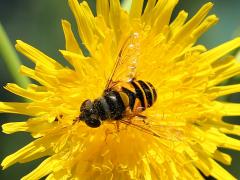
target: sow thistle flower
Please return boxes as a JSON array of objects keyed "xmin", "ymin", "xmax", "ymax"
[{"xmin": 1, "ymin": 0, "xmax": 240, "ymax": 179}]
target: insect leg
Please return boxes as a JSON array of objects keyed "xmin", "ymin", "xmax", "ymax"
[
  {"xmin": 115, "ymin": 121, "xmax": 120, "ymax": 132},
  {"xmin": 73, "ymin": 117, "xmax": 80, "ymax": 124},
  {"xmin": 135, "ymin": 114, "xmax": 148, "ymax": 124}
]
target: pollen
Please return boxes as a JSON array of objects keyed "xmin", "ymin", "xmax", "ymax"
[{"xmin": 1, "ymin": 0, "xmax": 240, "ymax": 179}]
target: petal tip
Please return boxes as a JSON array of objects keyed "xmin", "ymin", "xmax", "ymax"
[
  {"xmin": 15, "ymin": 40, "xmax": 22, "ymax": 48},
  {"xmin": 205, "ymin": 2, "xmax": 214, "ymax": 7}
]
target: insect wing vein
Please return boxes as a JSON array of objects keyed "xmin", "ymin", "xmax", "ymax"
[{"xmin": 104, "ymin": 32, "xmax": 141, "ymax": 91}]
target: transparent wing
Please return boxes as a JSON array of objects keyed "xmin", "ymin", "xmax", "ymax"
[
  {"xmin": 119, "ymin": 117, "xmax": 187, "ymax": 142},
  {"xmin": 105, "ymin": 32, "xmax": 141, "ymax": 90},
  {"xmin": 119, "ymin": 119, "xmax": 161, "ymax": 138}
]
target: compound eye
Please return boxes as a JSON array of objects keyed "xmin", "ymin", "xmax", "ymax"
[
  {"xmin": 85, "ymin": 118, "xmax": 101, "ymax": 128},
  {"xmin": 80, "ymin": 100, "xmax": 92, "ymax": 112}
]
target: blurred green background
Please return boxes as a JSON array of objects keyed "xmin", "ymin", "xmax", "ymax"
[{"xmin": 0, "ymin": 0, "xmax": 240, "ymax": 179}]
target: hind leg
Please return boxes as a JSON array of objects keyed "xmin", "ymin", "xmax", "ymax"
[{"xmin": 135, "ymin": 114, "xmax": 149, "ymax": 125}]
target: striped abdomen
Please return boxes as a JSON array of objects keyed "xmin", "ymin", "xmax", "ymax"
[
  {"xmin": 93, "ymin": 80, "xmax": 157, "ymax": 120},
  {"xmin": 128, "ymin": 80, "xmax": 157, "ymax": 111}
]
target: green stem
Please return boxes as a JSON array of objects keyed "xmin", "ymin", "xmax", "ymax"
[
  {"xmin": 122, "ymin": 0, "xmax": 132, "ymax": 12},
  {"xmin": 0, "ymin": 22, "xmax": 30, "ymax": 88},
  {"xmin": 236, "ymin": 48, "xmax": 240, "ymax": 62}
]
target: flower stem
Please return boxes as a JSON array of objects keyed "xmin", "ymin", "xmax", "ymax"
[
  {"xmin": 122, "ymin": 0, "xmax": 132, "ymax": 12},
  {"xmin": 0, "ymin": 22, "xmax": 30, "ymax": 88},
  {"xmin": 236, "ymin": 48, "xmax": 240, "ymax": 62}
]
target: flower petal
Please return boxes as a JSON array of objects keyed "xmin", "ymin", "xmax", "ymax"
[
  {"xmin": 61, "ymin": 20, "xmax": 82, "ymax": 55},
  {"xmin": 96, "ymin": 0, "xmax": 110, "ymax": 25},
  {"xmin": 4, "ymin": 83, "xmax": 50, "ymax": 101},
  {"xmin": 129, "ymin": 0, "xmax": 144, "ymax": 20},
  {"xmin": 15, "ymin": 40, "xmax": 62, "ymax": 68},
  {"xmin": 0, "ymin": 102, "xmax": 43, "ymax": 116},
  {"xmin": 2, "ymin": 116, "xmax": 57, "ymax": 137},
  {"xmin": 200, "ymin": 38, "xmax": 240, "ymax": 64},
  {"xmin": 191, "ymin": 15, "xmax": 219, "ymax": 40},
  {"xmin": 170, "ymin": 10, "xmax": 188, "ymax": 37},
  {"xmin": 22, "ymin": 157, "xmax": 59, "ymax": 180},
  {"xmin": 213, "ymin": 150, "xmax": 232, "ymax": 165},
  {"xmin": 68, "ymin": 0, "xmax": 97, "ymax": 55},
  {"xmin": 207, "ymin": 84, "xmax": 240, "ymax": 99},
  {"xmin": 141, "ymin": 0, "xmax": 157, "ymax": 22},
  {"xmin": 212, "ymin": 101, "xmax": 240, "ymax": 116},
  {"xmin": 209, "ymin": 159, "xmax": 236, "ymax": 180},
  {"xmin": 151, "ymin": 0, "xmax": 179, "ymax": 34},
  {"xmin": 1, "ymin": 140, "xmax": 51, "ymax": 170},
  {"xmin": 171, "ymin": 2, "xmax": 214, "ymax": 43}
]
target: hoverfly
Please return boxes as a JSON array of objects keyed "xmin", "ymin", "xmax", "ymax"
[
  {"xmin": 54, "ymin": 32, "xmax": 185, "ymax": 141},
  {"xmin": 77, "ymin": 32, "xmax": 161, "ymax": 137}
]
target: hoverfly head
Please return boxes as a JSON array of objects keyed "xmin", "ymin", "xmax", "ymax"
[{"xmin": 79, "ymin": 99, "xmax": 101, "ymax": 128}]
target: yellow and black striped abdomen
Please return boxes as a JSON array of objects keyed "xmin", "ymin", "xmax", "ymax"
[
  {"xmin": 120, "ymin": 80, "xmax": 157, "ymax": 113},
  {"xmin": 131, "ymin": 80, "xmax": 157, "ymax": 110}
]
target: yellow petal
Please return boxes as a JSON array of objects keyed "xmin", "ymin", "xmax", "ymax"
[
  {"xmin": 191, "ymin": 15, "xmax": 219, "ymax": 40},
  {"xmin": 209, "ymin": 159, "xmax": 236, "ymax": 180},
  {"xmin": 22, "ymin": 157, "xmax": 58, "ymax": 180},
  {"xmin": 96, "ymin": 0, "xmax": 110, "ymax": 25},
  {"xmin": 207, "ymin": 84, "xmax": 240, "ymax": 99},
  {"xmin": 200, "ymin": 38, "xmax": 240, "ymax": 64},
  {"xmin": 20, "ymin": 65, "xmax": 52, "ymax": 88},
  {"xmin": 4, "ymin": 83, "xmax": 50, "ymax": 101},
  {"xmin": 221, "ymin": 125, "xmax": 240, "ymax": 136},
  {"xmin": 59, "ymin": 50, "xmax": 97, "ymax": 77},
  {"xmin": 141, "ymin": 0, "xmax": 157, "ymax": 22},
  {"xmin": 2, "ymin": 140, "xmax": 51, "ymax": 169},
  {"xmin": 171, "ymin": 2, "xmax": 214, "ymax": 43},
  {"xmin": 220, "ymin": 135, "xmax": 240, "ymax": 151},
  {"xmin": 129, "ymin": 0, "xmax": 144, "ymax": 20},
  {"xmin": 212, "ymin": 56, "xmax": 236, "ymax": 72},
  {"xmin": 109, "ymin": 0, "xmax": 123, "ymax": 41},
  {"xmin": 2, "ymin": 117, "xmax": 56, "ymax": 137},
  {"xmin": 61, "ymin": 20, "xmax": 82, "ymax": 55},
  {"xmin": 213, "ymin": 150, "xmax": 232, "ymax": 165},
  {"xmin": 144, "ymin": 0, "xmax": 167, "ymax": 26},
  {"xmin": 0, "ymin": 102, "xmax": 43, "ymax": 116},
  {"xmin": 212, "ymin": 101, "xmax": 240, "ymax": 116},
  {"xmin": 15, "ymin": 40, "xmax": 62, "ymax": 68},
  {"xmin": 209, "ymin": 59, "xmax": 240, "ymax": 87},
  {"xmin": 152, "ymin": 0, "xmax": 179, "ymax": 33},
  {"xmin": 170, "ymin": 10, "xmax": 188, "ymax": 36},
  {"xmin": 2, "ymin": 122, "xmax": 28, "ymax": 134},
  {"xmin": 68, "ymin": 0, "xmax": 97, "ymax": 54}
]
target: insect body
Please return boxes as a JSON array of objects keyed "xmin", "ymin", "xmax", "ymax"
[
  {"xmin": 56, "ymin": 33, "xmax": 181, "ymax": 140},
  {"xmin": 79, "ymin": 80, "xmax": 157, "ymax": 128},
  {"xmin": 79, "ymin": 32, "xmax": 158, "ymax": 129}
]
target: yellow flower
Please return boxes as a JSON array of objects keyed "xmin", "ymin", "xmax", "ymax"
[{"xmin": 1, "ymin": 0, "xmax": 240, "ymax": 179}]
